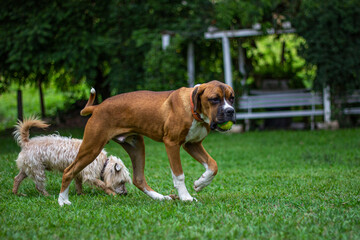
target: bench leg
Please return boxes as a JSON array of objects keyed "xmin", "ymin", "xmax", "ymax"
[
  {"xmin": 311, "ymin": 115, "xmax": 314, "ymax": 130},
  {"xmin": 245, "ymin": 119, "xmax": 250, "ymax": 131}
]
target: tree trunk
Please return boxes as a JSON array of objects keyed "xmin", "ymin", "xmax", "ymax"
[
  {"xmin": 238, "ymin": 39, "xmax": 247, "ymax": 83},
  {"xmin": 94, "ymin": 67, "xmax": 111, "ymax": 102},
  {"xmin": 17, "ymin": 89, "xmax": 23, "ymax": 122},
  {"xmin": 280, "ymin": 41, "xmax": 286, "ymax": 65},
  {"xmin": 38, "ymin": 77, "xmax": 46, "ymax": 118}
]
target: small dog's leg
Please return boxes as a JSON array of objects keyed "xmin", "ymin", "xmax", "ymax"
[
  {"xmin": 34, "ymin": 175, "xmax": 50, "ymax": 196},
  {"xmin": 183, "ymin": 142, "xmax": 218, "ymax": 192},
  {"xmin": 165, "ymin": 142, "xmax": 196, "ymax": 201},
  {"xmin": 116, "ymin": 135, "xmax": 172, "ymax": 200},
  {"xmin": 35, "ymin": 184, "xmax": 50, "ymax": 196},
  {"xmin": 12, "ymin": 170, "xmax": 27, "ymax": 195},
  {"xmin": 89, "ymin": 179, "xmax": 116, "ymax": 196},
  {"xmin": 31, "ymin": 168, "xmax": 50, "ymax": 196},
  {"xmin": 75, "ymin": 178, "xmax": 83, "ymax": 195}
]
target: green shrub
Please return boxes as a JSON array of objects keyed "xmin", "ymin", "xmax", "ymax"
[
  {"xmin": 294, "ymin": 0, "xmax": 360, "ymax": 95},
  {"xmin": 143, "ymin": 35, "xmax": 187, "ymax": 91}
]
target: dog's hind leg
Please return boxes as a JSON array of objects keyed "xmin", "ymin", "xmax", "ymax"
[
  {"xmin": 115, "ymin": 135, "xmax": 172, "ymax": 200},
  {"xmin": 183, "ymin": 141, "xmax": 218, "ymax": 192},
  {"xmin": 12, "ymin": 170, "xmax": 27, "ymax": 195},
  {"xmin": 34, "ymin": 170, "xmax": 50, "ymax": 196},
  {"xmin": 58, "ymin": 123, "xmax": 109, "ymax": 206}
]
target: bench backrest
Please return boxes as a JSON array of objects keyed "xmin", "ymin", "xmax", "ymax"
[
  {"xmin": 239, "ymin": 92, "xmax": 323, "ymax": 110},
  {"xmin": 335, "ymin": 91, "xmax": 360, "ymax": 104}
]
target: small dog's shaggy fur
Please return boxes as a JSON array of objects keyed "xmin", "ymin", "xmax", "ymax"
[{"xmin": 12, "ymin": 117, "xmax": 132, "ymax": 196}]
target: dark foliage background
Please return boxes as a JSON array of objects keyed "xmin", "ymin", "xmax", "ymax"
[
  {"xmin": 0, "ymin": 0, "xmax": 359, "ymax": 104},
  {"xmin": 293, "ymin": 0, "xmax": 360, "ymax": 95}
]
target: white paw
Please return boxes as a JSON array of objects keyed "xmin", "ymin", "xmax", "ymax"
[
  {"xmin": 194, "ymin": 181, "xmax": 204, "ymax": 192},
  {"xmin": 58, "ymin": 186, "xmax": 71, "ymax": 207},
  {"xmin": 180, "ymin": 195, "xmax": 196, "ymax": 202},
  {"xmin": 194, "ymin": 173, "xmax": 214, "ymax": 192},
  {"xmin": 58, "ymin": 196, "xmax": 72, "ymax": 207},
  {"xmin": 144, "ymin": 189, "xmax": 173, "ymax": 201},
  {"xmin": 178, "ymin": 190, "xmax": 196, "ymax": 201},
  {"xmin": 163, "ymin": 195, "xmax": 173, "ymax": 200}
]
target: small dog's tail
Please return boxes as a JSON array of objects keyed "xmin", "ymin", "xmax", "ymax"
[
  {"xmin": 13, "ymin": 117, "xmax": 50, "ymax": 147},
  {"xmin": 80, "ymin": 88, "xmax": 96, "ymax": 116}
]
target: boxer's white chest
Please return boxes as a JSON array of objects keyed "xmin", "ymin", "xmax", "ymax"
[{"xmin": 185, "ymin": 115, "xmax": 209, "ymax": 143}]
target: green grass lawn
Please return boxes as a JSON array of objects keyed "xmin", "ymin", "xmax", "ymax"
[{"xmin": 1, "ymin": 128, "xmax": 360, "ymax": 239}]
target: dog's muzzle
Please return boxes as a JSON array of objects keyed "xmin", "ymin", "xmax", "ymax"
[
  {"xmin": 115, "ymin": 185, "xmax": 128, "ymax": 195},
  {"xmin": 211, "ymin": 107, "xmax": 236, "ymax": 132}
]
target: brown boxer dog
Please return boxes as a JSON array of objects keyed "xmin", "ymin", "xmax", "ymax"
[{"xmin": 58, "ymin": 80, "xmax": 235, "ymax": 206}]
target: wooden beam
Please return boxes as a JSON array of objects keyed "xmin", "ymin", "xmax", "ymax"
[
  {"xmin": 323, "ymin": 86, "xmax": 331, "ymax": 123},
  {"xmin": 205, "ymin": 28, "xmax": 296, "ymax": 39},
  {"xmin": 162, "ymin": 34, "xmax": 170, "ymax": 50},
  {"xmin": 17, "ymin": 89, "xmax": 23, "ymax": 122},
  {"xmin": 187, "ymin": 42, "xmax": 195, "ymax": 87},
  {"xmin": 221, "ymin": 36, "xmax": 233, "ymax": 89}
]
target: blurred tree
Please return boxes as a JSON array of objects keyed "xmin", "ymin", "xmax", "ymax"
[
  {"xmin": 0, "ymin": 0, "xmax": 122, "ymax": 106},
  {"xmin": 143, "ymin": 35, "xmax": 187, "ymax": 91},
  {"xmin": 8, "ymin": 0, "xmax": 356, "ymax": 115},
  {"xmin": 214, "ymin": 0, "xmax": 300, "ymax": 30},
  {"xmin": 0, "ymin": 1, "xmax": 53, "ymax": 119},
  {"xmin": 0, "ymin": 0, "xmax": 214, "ymax": 100},
  {"xmin": 122, "ymin": 0, "xmax": 214, "ymax": 91},
  {"xmin": 293, "ymin": 0, "xmax": 360, "ymax": 96},
  {"xmin": 212, "ymin": 0, "xmax": 303, "ymax": 93}
]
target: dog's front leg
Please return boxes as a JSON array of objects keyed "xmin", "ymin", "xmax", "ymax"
[
  {"xmin": 183, "ymin": 142, "xmax": 218, "ymax": 192},
  {"xmin": 165, "ymin": 142, "xmax": 196, "ymax": 201},
  {"xmin": 117, "ymin": 135, "xmax": 172, "ymax": 201},
  {"xmin": 58, "ymin": 128, "xmax": 109, "ymax": 206}
]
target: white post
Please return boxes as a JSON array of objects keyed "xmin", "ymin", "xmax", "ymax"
[
  {"xmin": 238, "ymin": 40, "xmax": 249, "ymax": 130},
  {"xmin": 187, "ymin": 42, "xmax": 195, "ymax": 87},
  {"xmin": 323, "ymin": 85, "xmax": 331, "ymax": 123},
  {"xmin": 221, "ymin": 36, "xmax": 233, "ymax": 89},
  {"xmin": 238, "ymin": 40, "xmax": 246, "ymax": 84},
  {"xmin": 162, "ymin": 34, "xmax": 170, "ymax": 50},
  {"xmin": 311, "ymin": 93, "xmax": 315, "ymax": 130}
]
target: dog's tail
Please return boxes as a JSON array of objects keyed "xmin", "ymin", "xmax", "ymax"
[
  {"xmin": 80, "ymin": 88, "xmax": 96, "ymax": 116},
  {"xmin": 13, "ymin": 117, "xmax": 50, "ymax": 147}
]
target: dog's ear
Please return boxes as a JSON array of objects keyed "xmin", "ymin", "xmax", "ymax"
[
  {"xmin": 115, "ymin": 163, "xmax": 122, "ymax": 172},
  {"xmin": 192, "ymin": 85, "xmax": 204, "ymax": 112}
]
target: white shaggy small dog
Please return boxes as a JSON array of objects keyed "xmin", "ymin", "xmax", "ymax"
[{"xmin": 12, "ymin": 117, "xmax": 132, "ymax": 197}]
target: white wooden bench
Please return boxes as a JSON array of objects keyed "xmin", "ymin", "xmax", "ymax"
[
  {"xmin": 338, "ymin": 91, "xmax": 360, "ymax": 115},
  {"xmin": 236, "ymin": 90, "xmax": 324, "ymax": 130}
]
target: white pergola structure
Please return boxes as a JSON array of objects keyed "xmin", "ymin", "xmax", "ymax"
[
  {"xmin": 204, "ymin": 27, "xmax": 296, "ymax": 89},
  {"xmin": 162, "ymin": 32, "xmax": 195, "ymax": 87},
  {"xmin": 204, "ymin": 27, "xmax": 331, "ymax": 124},
  {"xmin": 162, "ymin": 28, "xmax": 331, "ymax": 124}
]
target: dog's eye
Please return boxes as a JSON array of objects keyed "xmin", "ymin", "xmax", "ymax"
[
  {"xmin": 208, "ymin": 97, "xmax": 220, "ymax": 104},
  {"xmin": 229, "ymin": 96, "xmax": 235, "ymax": 104}
]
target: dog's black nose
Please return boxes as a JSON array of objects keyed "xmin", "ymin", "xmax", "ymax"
[
  {"xmin": 120, "ymin": 190, "xmax": 127, "ymax": 196},
  {"xmin": 225, "ymin": 108, "xmax": 235, "ymax": 116}
]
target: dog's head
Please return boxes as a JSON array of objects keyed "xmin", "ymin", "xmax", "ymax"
[
  {"xmin": 103, "ymin": 156, "xmax": 132, "ymax": 195},
  {"xmin": 192, "ymin": 80, "xmax": 236, "ymax": 132}
]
